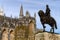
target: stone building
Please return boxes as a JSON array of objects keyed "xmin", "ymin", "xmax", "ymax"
[
  {"xmin": 0, "ymin": 5, "xmax": 60, "ymax": 40},
  {"xmin": 0, "ymin": 5, "xmax": 36, "ymax": 40}
]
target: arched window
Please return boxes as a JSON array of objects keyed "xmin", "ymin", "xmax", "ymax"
[
  {"xmin": 10, "ymin": 30, "xmax": 14, "ymax": 40},
  {"xmin": 2, "ymin": 29, "xmax": 8, "ymax": 40}
]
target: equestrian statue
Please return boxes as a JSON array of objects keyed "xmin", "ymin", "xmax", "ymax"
[{"xmin": 38, "ymin": 5, "xmax": 57, "ymax": 33}]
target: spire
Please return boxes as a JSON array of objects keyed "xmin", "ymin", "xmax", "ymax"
[
  {"xmin": 4, "ymin": 13, "xmax": 6, "ymax": 22},
  {"xmin": 10, "ymin": 14, "xmax": 12, "ymax": 23},
  {"xmin": 19, "ymin": 5, "xmax": 23, "ymax": 18},
  {"xmin": 34, "ymin": 13, "xmax": 36, "ymax": 18}
]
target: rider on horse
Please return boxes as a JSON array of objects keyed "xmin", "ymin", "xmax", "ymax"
[
  {"xmin": 45, "ymin": 5, "xmax": 51, "ymax": 17},
  {"xmin": 38, "ymin": 5, "xmax": 57, "ymax": 33}
]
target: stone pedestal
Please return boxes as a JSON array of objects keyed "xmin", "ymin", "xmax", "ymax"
[{"xmin": 35, "ymin": 32, "xmax": 60, "ymax": 40}]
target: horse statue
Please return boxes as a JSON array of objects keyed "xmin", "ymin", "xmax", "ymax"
[{"xmin": 38, "ymin": 10, "xmax": 57, "ymax": 33}]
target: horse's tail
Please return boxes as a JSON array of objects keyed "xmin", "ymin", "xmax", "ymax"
[{"xmin": 55, "ymin": 21, "xmax": 57, "ymax": 29}]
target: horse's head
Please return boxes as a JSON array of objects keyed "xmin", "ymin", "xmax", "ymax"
[{"xmin": 38, "ymin": 10, "xmax": 45, "ymax": 17}]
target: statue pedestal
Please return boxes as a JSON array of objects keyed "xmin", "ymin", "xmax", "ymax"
[{"xmin": 35, "ymin": 31, "xmax": 60, "ymax": 40}]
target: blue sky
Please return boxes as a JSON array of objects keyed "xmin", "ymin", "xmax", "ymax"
[{"xmin": 0, "ymin": 0, "xmax": 60, "ymax": 33}]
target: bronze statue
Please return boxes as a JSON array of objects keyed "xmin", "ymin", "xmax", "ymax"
[{"xmin": 38, "ymin": 9, "xmax": 57, "ymax": 33}]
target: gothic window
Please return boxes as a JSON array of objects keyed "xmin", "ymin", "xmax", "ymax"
[
  {"xmin": 10, "ymin": 30, "xmax": 14, "ymax": 40},
  {"xmin": 2, "ymin": 29, "xmax": 8, "ymax": 40}
]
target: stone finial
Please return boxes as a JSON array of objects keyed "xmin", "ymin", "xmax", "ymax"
[
  {"xmin": 34, "ymin": 13, "xmax": 36, "ymax": 18},
  {"xmin": 10, "ymin": 14, "xmax": 12, "ymax": 23},
  {"xmin": 4, "ymin": 13, "xmax": 6, "ymax": 22},
  {"xmin": 26, "ymin": 11, "xmax": 30, "ymax": 17}
]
